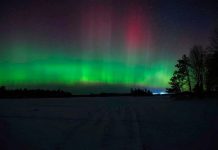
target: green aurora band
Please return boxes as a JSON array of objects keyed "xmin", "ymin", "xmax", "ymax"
[{"xmin": 0, "ymin": 42, "xmax": 174, "ymax": 92}]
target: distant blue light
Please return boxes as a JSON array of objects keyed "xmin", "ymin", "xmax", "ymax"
[{"xmin": 153, "ymin": 91, "xmax": 167, "ymax": 95}]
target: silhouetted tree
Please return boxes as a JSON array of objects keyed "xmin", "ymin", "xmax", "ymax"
[
  {"xmin": 167, "ymin": 55, "xmax": 192, "ymax": 93},
  {"xmin": 189, "ymin": 45, "xmax": 205, "ymax": 94},
  {"xmin": 206, "ymin": 28, "xmax": 218, "ymax": 91},
  {"xmin": 176, "ymin": 55, "xmax": 192, "ymax": 92},
  {"xmin": 167, "ymin": 27, "xmax": 218, "ymax": 96},
  {"xmin": 0, "ymin": 86, "xmax": 6, "ymax": 91},
  {"xmin": 167, "ymin": 71, "xmax": 183, "ymax": 94}
]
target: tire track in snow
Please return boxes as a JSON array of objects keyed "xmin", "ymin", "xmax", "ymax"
[
  {"xmin": 100, "ymin": 105, "xmax": 128, "ymax": 150},
  {"xmin": 57, "ymin": 106, "xmax": 110, "ymax": 150}
]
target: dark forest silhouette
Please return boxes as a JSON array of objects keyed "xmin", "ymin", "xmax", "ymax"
[
  {"xmin": 0, "ymin": 86, "xmax": 153, "ymax": 98},
  {"xmin": 130, "ymin": 88, "xmax": 153, "ymax": 96},
  {"xmin": 0, "ymin": 86, "xmax": 72, "ymax": 98},
  {"xmin": 167, "ymin": 27, "xmax": 218, "ymax": 98}
]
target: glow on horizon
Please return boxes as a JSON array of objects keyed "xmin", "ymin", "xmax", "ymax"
[{"xmin": 0, "ymin": 42, "xmax": 173, "ymax": 90}]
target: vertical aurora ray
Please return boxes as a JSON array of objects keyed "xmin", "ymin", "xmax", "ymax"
[
  {"xmin": 125, "ymin": 5, "xmax": 152, "ymax": 51},
  {"xmin": 0, "ymin": 1, "xmax": 177, "ymax": 93}
]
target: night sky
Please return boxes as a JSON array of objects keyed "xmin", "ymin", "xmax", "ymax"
[{"xmin": 0, "ymin": 0, "xmax": 217, "ymax": 94}]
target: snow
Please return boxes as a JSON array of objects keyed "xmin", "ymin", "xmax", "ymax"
[{"xmin": 0, "ymin": 96, "xmax": 218, "ymax": 150}]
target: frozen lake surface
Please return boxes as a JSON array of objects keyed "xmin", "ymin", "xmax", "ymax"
[{"xmin": 0, "ymin": 96, "xmax": 218, "ymax": 150}]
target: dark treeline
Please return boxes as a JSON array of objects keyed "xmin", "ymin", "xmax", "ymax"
[
  {"xmin": 0, "ymin": 86, "xmax": 72, "ymax": 98},
  {"xmin": 89, "ymin": 88, "xmax": 153, "ymax": 97},
  {"xmin": 0, "ymin": 86, "xmax": 153, "ymax": 98},
  {"xmin": 167, "ymin": 27, "xmax": 218, "ymax": 98},
  {"xmin": 130, "ymin": 88, "xmax": 153, "ymax": 96}
]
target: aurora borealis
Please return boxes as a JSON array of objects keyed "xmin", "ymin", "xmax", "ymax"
[{"xmin": 0, "ymin": 0, "xmax": 217, "ymax": 94}]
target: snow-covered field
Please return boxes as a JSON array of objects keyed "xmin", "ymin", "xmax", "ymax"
[{"xmin": 0, "ymin": 96, "xmax": 218, "ymax": 150}]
